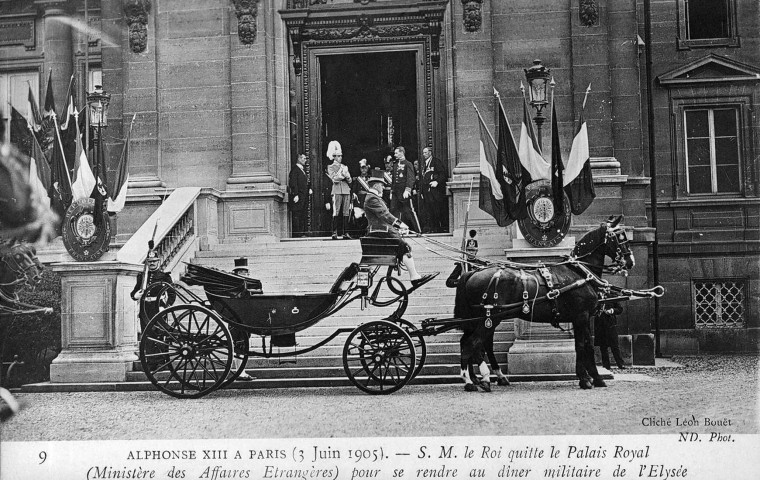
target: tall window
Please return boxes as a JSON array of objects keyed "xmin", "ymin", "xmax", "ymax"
[
  {"xmin": 686, "ymin": 0, "xmax": 730, "ymax": 40},
  {"xmin": 684, "ymin": 107, "xmax": 741, "ymax": 195},
  {"xmin": 1, "ymin": 71, "xmax": 39, "ymax": 143}
]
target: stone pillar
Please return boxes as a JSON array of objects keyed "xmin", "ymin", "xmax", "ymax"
[
  {"xmin": 505, "ymin": 245, "xmax": 577, "ymax": 375},
  {"xmin": 224, "ymin": 0, "xmax": 287, "ymax": 240},
  {"xmin": 49, "ymin": 262, "xmax": 141, "ymax": 383},
  {"xmin": 36, "ymin": 1, "xmax": 73, "ymax": 104}
]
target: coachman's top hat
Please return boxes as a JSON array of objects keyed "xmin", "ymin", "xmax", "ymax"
[
  {"xmin": 234, "ymin": 257, "xmax": 248, "ymax": 269},
  {"xmin": 367, "ymin": 170, "xmax": 387, "ymax": 186}
]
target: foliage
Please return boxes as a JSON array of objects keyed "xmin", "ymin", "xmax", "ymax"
[{"xmin": 1, "ymin": 269, "xmax": 61, "ymax": 386}]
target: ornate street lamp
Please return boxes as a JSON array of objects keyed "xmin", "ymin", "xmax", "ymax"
[
  {"xmin": 87, "ymin": 85, "xmax": 111, "ymax": 131},
  {"xmin": 524, "ymin": 59, "xmax": 551, "ymax": 150},
  {"xmin": 87, "ymin": 85, "xmax": 110, "ymax": 188}
]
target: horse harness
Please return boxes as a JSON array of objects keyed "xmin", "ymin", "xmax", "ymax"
[{"xmin": 478, "ymin": 265, "xmax": 589, "ymax": 330}]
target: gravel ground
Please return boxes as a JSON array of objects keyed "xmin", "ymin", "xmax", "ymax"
[{"xmin": 2, "ymin": 354, "xmax": 757, "ymax": 441}]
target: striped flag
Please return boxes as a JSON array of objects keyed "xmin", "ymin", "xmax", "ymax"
[
  {"xmin": 518, "ymin": 94, "xmax": 550, "ymax": 181},
  {"xmin": 474, "ymin": 103, "xmax": 510, "ymax": 227},
  {"xmin": 108, "ymin": 114, "xmax": 137, "ymax": 213},
  {"xmin": 563, "ymin": 87, "xmax": 595, "ymax": 215},
  {"xmin": 71, "ymin": 110, "xmax": 96, "ymax": 201}
]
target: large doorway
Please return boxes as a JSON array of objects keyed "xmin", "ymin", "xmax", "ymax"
[{"xmin": 313, "ymin": 51, "xmax": 419, "ymax": 235}]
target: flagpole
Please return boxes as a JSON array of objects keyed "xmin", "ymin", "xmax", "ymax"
[
  {"xmin": 460, "ymin": 176, "xmax": 474, "ymax": 268},
  {"xmin": 52, "ymin": 112, "xmax": 73, "ymax": 189},
  {"xmin": 582, "ymin": 83, "xmax": 591, "ymax": 110},
  {"xmin": 471, "ymin": 102, "xmax": 497, "ymax": 148},
  {"xmin": 84, "ymin": 0, "xmax": 90, "ymax": 158}
]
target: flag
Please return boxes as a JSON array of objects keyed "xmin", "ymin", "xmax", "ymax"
[
  {"xmin": 564, "ymin": 106, "xmax": 595, "ymax": 214},
  {"xmin": 518, "ymin": 95, "xmax": 550, "ymax": 181},
  {"xmin": 474, "ymin": 104, "xmax": 510, "ymax": 227},
  {"xmin": 59, "ymin": 74, "xmax": 76, "ymax": 130},
  {"xmin": 550, "ymin": 102, "xmax": 565, "ymax": 214},
  {"xmin": 29, "ymin": 137, "xmax": 51, "ymax": 209},
  {"xmin": 40, "ymin": 71, "xmax": 57, "ymax": 157},
  {"xmin": 71, "ymin": 111, "xmax": 96, "ymax": 201},
  {"xmin": 10, "ymin": 107, "xmax": 33, "ymax": 158},
  {"xmin": 495, "ymin": 96, "xmax": 528, "ymax": 220},
  {"xmin": 27, "ymin": 83, "xmax": 42, "ymax": 131},
  {"xmin": 108, "ymin": 116, "xmax": 135, "ymax": 213},
  {"xmin": 43, "ymin": 70, "xmax": 56, "ymax": 118},
  {"xmin": 8, "ymin": 107, "xmax": 51, "ymax": 209},
  {"xmin": 91, "ymin": 132, "xmax": 109, "ymax": 226},
  {"xmin": 29, "ymin": 129, "xmax": 52, "ymax": 195}
]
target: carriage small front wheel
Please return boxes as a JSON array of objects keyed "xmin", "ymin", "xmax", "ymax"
[
  {"xmin": 342, "ymin": 320, "xmax": 416, "ymax": 395},
  {"xmin": 140, "ymin": 304, "xmax": 233, "ymax": 399}
]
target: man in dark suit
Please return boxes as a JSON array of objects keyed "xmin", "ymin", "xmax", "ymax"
[
  {"xmin": 390, "ymin": 146, "xmax": 419, "ymax": 232},
  {"xmin": 421, "ymin": 146, "xmax": 447, "ymax": 233},
  {"xmin": 289, "ymin": 153, "xmax": 310, "ymax": 237}
]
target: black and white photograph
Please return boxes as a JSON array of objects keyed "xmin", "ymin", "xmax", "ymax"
[{"xmin": 0, "ymin": 1, "xmax": 758, "ymax": 479}]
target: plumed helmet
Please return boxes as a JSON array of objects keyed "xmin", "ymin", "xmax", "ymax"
[
  {"xmin": 326, "ymin": 140, "xmax": 342, "ymax": 159},
  {"xmin": 147, "ymin": 251, "xmax": 160, "ymax": 271}
]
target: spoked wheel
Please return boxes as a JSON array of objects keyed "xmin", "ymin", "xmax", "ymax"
[
  {"xmin": 140, "ymin": 304, "xmax": 233, "ymax": 399},
  {"xmin": 218, "ymin": 325, "xmax": 250, "ymax": 389},
  {"xmin": 343, "ymin": 320, "xmax": 415, "ymax": 395},
  {"xmin": 391, "ymin": 318, "xmax": 427, "ymax": 380}
]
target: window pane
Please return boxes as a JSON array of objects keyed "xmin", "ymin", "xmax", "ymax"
[
  {"xmin": 688, "ymin": 166, "xmax": 712, "ymax": 193},
  {"xmin": 688, "ymin": 0, "xmax": 729, "ymax": 39},
  {"xmin": 716, "ymin": 165, "xmax": 740, "ymax": 193},
  {"xmin": 713, "ymin": 108, "xmax": 737, "ymax": 137},
  {"xmin": 685, "ymin": 110, "xmax": 709, "ymax": 137},
  {"xmin": 715, "ymin": 137, "xmax": 739, "ymax": 166},
  {"xmin": 687, "ymin": 138, "xmax": 710, "ymax": 166}
]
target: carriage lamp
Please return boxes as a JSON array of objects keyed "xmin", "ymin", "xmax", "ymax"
[
  {"xmin": 357, "ymin": 266, "xmax": 372, "ymax": 289},
  {"xmin": 87, "ymin": 85, "xmax": 111, "ymax": 129},
  {"xmin": 524, "ymin": 59, "xmax": 552, "ymax": 150}
]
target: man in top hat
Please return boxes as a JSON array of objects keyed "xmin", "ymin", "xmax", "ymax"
[
  {"xmin": 233, "ymin": 257, "xmax": 249, "ymax": 276},
  {"xmin": 362, "ymin": 170, "xmax": 436, "ymax": 287},
  {"xmin": 229, "ymin": 257, "xmax": 255, "ymax": 381},
  {"xmin": 131, "ymin": 250, "xmax": 175, "ymax": 333},
  {"xmin": 288, "ymin": 153, "xmax": 310, "ymax": 237},
  {"xmin": 390, "ymin": 146, "xmax": 419, "ymax": 232},
  {"xmin": 326, "ymin": 140, "xmax": 352, "ymax": 239}
]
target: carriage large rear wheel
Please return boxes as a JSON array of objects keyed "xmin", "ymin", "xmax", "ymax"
[
  {"xmin": 140, "ymin": 304, "xmax": 233, "ymax": 399},
  {"xmin": 342, "ymin": 320, "xmax": 415, "ymax": 395}
]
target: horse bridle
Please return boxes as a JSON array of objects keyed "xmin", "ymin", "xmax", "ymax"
[
  {"xmin": 603, "ymin": 226, "xmax": 633, "ymax": 275},
  {"xmin": 0, "ymin": 246, "xmax": 39, "ymax": 290}
]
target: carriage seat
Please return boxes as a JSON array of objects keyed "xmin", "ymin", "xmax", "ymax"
[{"xmin": 359, "ymin": 236, "xmax": 402, "ymax": 267}]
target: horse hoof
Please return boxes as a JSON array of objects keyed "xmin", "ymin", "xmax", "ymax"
[
  {"xmin": 593, "ymin": 378, "xmax": 607, "ymax": 388},
  {"xmin": 579, "ymin": 380, "xmax": 593, "ymax": 390},
  {"xmin": 478, "ymin": 381, "xmax": 492, "ymax": 393},
  {"xmin": 464, "ymin": 384, "xmax": 479, "ymax": 392},
  {"xmin": 497, "ymin": 377, "xmax": 510, "ymax": 387}
]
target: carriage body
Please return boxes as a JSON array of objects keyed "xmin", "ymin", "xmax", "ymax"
[{"xmin": 205, "ymin": 291, "xmax": 339, "ymax": 337}]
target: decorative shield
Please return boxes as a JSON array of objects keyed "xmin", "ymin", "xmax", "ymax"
[
  {"xmin": 517, "ymin": 180, "xmax": 571, "ymax": 248},
  {"xmin": 62, "ymin": 198, "xmax": 111, "ymax": 262}
]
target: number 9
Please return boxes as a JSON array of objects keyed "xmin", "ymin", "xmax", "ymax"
[{"xmin": 39, "ymin": 451, "xmax": 46, "ymax": 464}]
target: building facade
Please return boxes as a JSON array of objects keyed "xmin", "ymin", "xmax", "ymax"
[{"xmin": 1, "ymin": 0, "xmax": 757, "ymax": 355}]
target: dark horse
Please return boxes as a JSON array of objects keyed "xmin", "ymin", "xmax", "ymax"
[{"xmin": 456, "ymin": 215, "xmax": 635, "ymax": 391}]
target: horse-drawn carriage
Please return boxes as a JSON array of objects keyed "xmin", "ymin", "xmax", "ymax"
[
  {"xmin": 137, "ymin": 236, "xmax": 435, "ymax": 398},
  {"xmin": 138, "ymin": 216, "xmax": 664, "ymax": 399}
]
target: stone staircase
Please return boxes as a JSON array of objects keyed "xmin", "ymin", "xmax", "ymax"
[{"xmin": 125, "ymin": 234, "xmax": 517, "ymax": 389}]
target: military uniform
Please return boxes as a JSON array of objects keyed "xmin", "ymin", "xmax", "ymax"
[
  {"xmin": 390, "ymin": 158, "xmax": 417, "ymax": 230},
  {"xmin": 594, "ymin": 302, "xmax": 626, "ymax": 369},
  {"xmin": 363, "ymin": 189, "xmax": 411, "ymax": 259}
]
